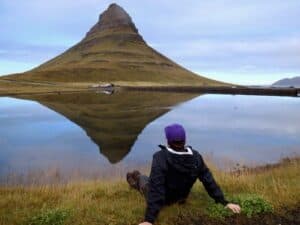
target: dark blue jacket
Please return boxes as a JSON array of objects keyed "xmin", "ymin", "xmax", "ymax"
[{"xmin": 145, "ymin": 145, "xmax": 228, "ymax": 223}]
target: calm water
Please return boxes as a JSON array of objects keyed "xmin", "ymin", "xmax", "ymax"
[{"xmin": 0, "ymin": 91, "xmax": 299, "ymax": 183}]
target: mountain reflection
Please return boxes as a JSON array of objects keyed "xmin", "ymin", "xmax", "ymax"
[{"xmin": 19, "ymin": 91, "xmax": 198, "ymax": 163}]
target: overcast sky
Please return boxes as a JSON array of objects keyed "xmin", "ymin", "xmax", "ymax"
[{"xmin": 1, "ymin": 0, "xmax": 300, "ymax": 85}]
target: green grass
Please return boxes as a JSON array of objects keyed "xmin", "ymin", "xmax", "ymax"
[
  {"xmin": 206, "ymin": 194, "xmax": 273, "ymax": 219},
  {"xmin": 26, "ymin": 208, "xmax": 71, "ymax": 225},
  {"xmin": 0, "ymin": 158, "xmax": 299, "ymax": 225}
]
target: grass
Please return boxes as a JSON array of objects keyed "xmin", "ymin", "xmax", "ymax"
[
  {"xmin": 0, "ymin": 78, "xmax": 90, "ymax": 96},
  {"xmin": 0, "ymin": 77, "xmax": 227, "ymax": 96},
  {"xmin": 0, "ymin": 157, "xmax": 299, "ymax": 225},
  {"xmin": 206, "ymin": 194, "xmax": 273, "ymax": 219},
  {"xmin": 26, "ymin": 208, "xmax": 71, "ymax": 225}
]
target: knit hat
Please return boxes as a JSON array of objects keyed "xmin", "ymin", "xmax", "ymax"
[{"xmin": 164, "ymin": 124, "xmax": 186, "ymax": 143}]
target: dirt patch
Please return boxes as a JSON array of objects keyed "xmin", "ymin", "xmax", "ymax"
[{"xmin": 174, "ymin": 205, "xmax": 300, "ymax": 225}]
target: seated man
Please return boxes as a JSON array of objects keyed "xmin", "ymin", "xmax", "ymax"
[{"xmin": 127, "ymin": 123, "xmax": 241, "ymax": 225}]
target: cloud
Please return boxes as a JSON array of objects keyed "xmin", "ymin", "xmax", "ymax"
[
  {"xmin": 163, "ymin": 94, "xmax": 300, "ymax": 136},
  {"xmin": 149, "ymin": 33, "xmax": 300, "ymax": 60},
  {"xmin": 1, "ymin": 0, "xmax": 300, "ymax": 83},
  {"xmin": 0, "ymin": 41, "xmax": 68, "ymax": 64},
  {"xmin": 2, "ymin": 0, "xmax": 300, "ymax": 40},
  {"xmin": 149, "ymin": 35, "xmax": 300, "ymax": 84}
]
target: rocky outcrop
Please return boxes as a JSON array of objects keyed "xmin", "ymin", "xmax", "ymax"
[{"xmin": 86, "ymin": 3, "xmax": 138, "ymax": 36}]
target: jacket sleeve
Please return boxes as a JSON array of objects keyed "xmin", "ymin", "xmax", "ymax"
[
  {"xmin": 144, "ymin": 153, "xmax": 167, "ymax": 223},
  {"xmin": 198, "ymin": 155, "xmax": 228, "ymax": 205}
]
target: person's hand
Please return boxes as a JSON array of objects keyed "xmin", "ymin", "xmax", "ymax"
[
  {"xmin": 225, "ymin": 203, "xmax": 241, "ymax": 213},
  {"xmin": 139, "ymin": 222, "xmax": 152, "ymax": 225}
]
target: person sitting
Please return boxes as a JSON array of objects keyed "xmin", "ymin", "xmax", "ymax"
[{"xmin": 127, "ymin": 123, "xmax": 241, "ymax": 225}]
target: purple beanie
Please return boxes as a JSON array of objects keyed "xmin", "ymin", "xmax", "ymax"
[{"xmin": 164, "ymin": 124, "xmax": 186, "ymax": 143}]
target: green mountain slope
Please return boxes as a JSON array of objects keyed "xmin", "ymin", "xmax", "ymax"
[{"xmin": 5, "ymin": 4, "xmax": 226, "ymax": 86}]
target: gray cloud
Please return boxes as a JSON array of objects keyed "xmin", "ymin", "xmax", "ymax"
[
  {"xmin": 0, "ymin": 41, "xmax": 69, "ymax": 64},
  {"xmin": 1, "ymin": 0, "xmax": 300, "ymax": 83}
]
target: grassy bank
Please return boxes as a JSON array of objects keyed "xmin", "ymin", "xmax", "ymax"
[
  {"xmin": 0, "ymin": 158, "xmax": 299, "ymax": 225},
  {"xmin": 0, "ymin": 78, "xmax": 206, "ymax": 96}
]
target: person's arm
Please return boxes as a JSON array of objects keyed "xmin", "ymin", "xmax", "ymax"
[
  {"xmin": 198, "ymin": 154, "xmax": 228, "ymax": 205},
  {"xmin": 143, "ymin": 153, "xmax": 167, "ymax": 224},
  {"xmin": 197, "ymin": 154, "xmax": 241, "ymax": 213}
]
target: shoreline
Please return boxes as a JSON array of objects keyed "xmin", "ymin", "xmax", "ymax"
[
  {"xmin": 122, "ymin": 85, "xmax": 300, "ymax": 97},
  {"xmin": 1, "ymin": 156, "xmax": 298, "ymax": 187},
  {"xmin": 0, "ymin": 85, "xmax": 299, "ymax": 98},
  {"xmin": 0, "ymin": 157, "xmax": 298, "ymax": 225},
  {"xmin": 0, "ymin": 78, "xmax": 299, "ymax": 97}
]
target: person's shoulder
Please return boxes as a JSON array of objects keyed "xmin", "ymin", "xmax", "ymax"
[
  {"xmin": 187, "ymin": 146, "xmax": 207, "ymax": 169},
  {"xmin": 153, "ymin": 145, "xmax": 167, "ymax": 158},
  {"xmin": 152, "ymin": 145, "xmax": 170, "ymax": 163},
  {"xmin": 187, "ymin": 145, "xmax": 201, "ymax": 155},
  {"xmin": 151, "ymin": 145, "xmax": 168, "ymax": 170},
  {"xmin": 187, "ymin": 146, "xmax": 204, "ymax": 160}
]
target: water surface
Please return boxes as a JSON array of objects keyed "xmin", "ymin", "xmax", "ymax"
[{"xmin": 0, "ymin": 91, "xmax": 299, "ymax": 183}]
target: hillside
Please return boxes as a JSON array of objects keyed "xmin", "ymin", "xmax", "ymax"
[
  {"xmin": 273, "ymin": 76, "xmax": 300, "ymax": 87},
  {"xmin": 4, "ymin": 3, "xmax": 226, "ymax": 86}
]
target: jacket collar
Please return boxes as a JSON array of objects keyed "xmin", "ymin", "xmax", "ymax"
[{"xmin": 159, "ymin": 145, "xmax": 193, "ymax": 155}]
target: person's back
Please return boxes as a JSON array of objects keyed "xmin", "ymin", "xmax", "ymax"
[
  {"xmin": 126, "ymin": 124, "xmax": 241, "ymax": 225},
  {"xmin": 153, "ymin": 145, "xmax": 199, "ymax": 204}
]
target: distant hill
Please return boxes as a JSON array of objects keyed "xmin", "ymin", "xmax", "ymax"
[
  {"xmin": 273, "ymin": 77, "xmax": 300, "ymax": 87},
  {"xmin": 4, "ymin": 3, "xmax": 226, "ymax": 86}
]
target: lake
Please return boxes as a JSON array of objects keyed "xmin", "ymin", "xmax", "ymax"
[{"xmin": 0, "ymin": 91, "xmax": 299, "ymax": 184}]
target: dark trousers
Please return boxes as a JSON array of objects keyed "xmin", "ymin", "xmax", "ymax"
[
  {"xmin": 138, "ymin": 175, "xmax": 149, "ymax": 198},
  {"xmin": 137, "ymin": 175, "xmax": 187, "ymax": 205}
]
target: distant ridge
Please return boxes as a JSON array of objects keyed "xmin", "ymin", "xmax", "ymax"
[
  {"xmin": 4, "ymin": 3, "xmax": 226, "ymax": 86},
  {"xmin": 273, "ymin": 76, "xmax": 300, "ymax": 87}
]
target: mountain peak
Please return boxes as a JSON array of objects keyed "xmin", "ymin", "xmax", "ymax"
[
  {"xmin": 7, "ymin": 3, "xmax": 225, "ymax": 87},
  {"xmin": 86, "ymin": 3, "xmax": 138, "ymax": 36}
]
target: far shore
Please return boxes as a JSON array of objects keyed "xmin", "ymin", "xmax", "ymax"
[
  {"xmin": 0, "ymin": 78, "xmax": 299, "ymax": 97},
  {"xmin": 122, "ymin": 85, "xmax": 300, "ymax": 97}
]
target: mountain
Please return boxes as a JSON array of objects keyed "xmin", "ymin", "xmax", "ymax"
[
  {"xmin": 5, "ymin": 3, "xmax": 225, "ymax": 86},
  {"xmin": 273, "ymin": 76, "xmax": 300, "ymax": 87},
  {"xmin": 17, "ymin": 91, "xmax": 198, "ymax": 163}
]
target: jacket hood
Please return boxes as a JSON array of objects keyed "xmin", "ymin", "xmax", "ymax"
[{"xmin": 159, "ymin": 145, "xmax": 199, "ymax": 173}]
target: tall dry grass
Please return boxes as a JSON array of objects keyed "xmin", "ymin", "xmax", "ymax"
[{"xmin": 0, "ymin": 158, "xmax": 299, "ymax": 225}]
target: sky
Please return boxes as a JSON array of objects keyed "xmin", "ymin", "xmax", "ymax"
[{"xmin": 1, "ymin": 0, "xmax": 300, "ymax": 85}]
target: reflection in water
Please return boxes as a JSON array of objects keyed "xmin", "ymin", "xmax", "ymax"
[
  {"xmin": 0, "ymin": 92, "xmax": 299, "ymax": 183},
  {"xmin": 17, "ymin": 91, "xmax": 198, "ymax": 163},
  {"xmin": 145, "ymin": 94, "xmax": 300, "ymax": 167}
]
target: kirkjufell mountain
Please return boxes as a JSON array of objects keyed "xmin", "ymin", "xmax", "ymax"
[{"xmin": 5, "ymin": 3, "xmax": 225, "ymax": 86}]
